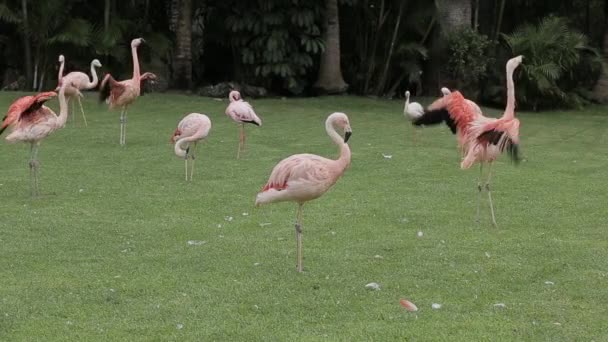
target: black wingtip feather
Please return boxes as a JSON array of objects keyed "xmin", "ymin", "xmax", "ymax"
[
  {"xmin": 99, "ymin": 77, "xmax": 111, "ymax": 103},
  {"xmin": 508, "ymin": 144, "xmax": 521, "ymax": 164},
  {"xmin": 412, "ymin": 108, "xmax": 457, "ymax": 134}
]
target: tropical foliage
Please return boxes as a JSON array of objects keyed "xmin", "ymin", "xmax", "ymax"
[
  {"xmin": 0, "ymin": 0, "xmax": 606, "ymax": 109},
  {"xmin": 504, "ymin": 16, "xmax": 602, "ymax": 109}
]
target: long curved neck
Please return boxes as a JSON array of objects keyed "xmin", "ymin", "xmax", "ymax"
[
  {"xmin": 503, "ymin": 63, "xmax": 517, "ymax": 120},
  {"xmin": 131, "ymin": 45, "xmax": 141, "ymax": 82},
  {"xmin": 404, "ymin": 93, "xmax": 410, "ymax": 114},
  {"xmin": 87, "ymin": 63, "xmax": 99, "ymax": 88},
  {"xmin": 58, "ymin": 59, "xmax": 65, "ymax": 82},
  {"xmin": 175, "ymin": 135, "xmax": 198, "ymax": 158},
  {"xmin": 56, "ymin": 88, "xmax": 69, "ymax": 128},
  {"xmin": 325, "ymin": 120, "xmax": 351, "ymax": 170}
]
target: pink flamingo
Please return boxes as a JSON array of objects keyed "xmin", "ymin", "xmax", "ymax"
[
  {"xmin": 99, "ymin": 38, "xmax": 157, "ymax": 145},
  {"xmin": 225, "ymin": 90, "xmax": 262, "ymax": 159},
  {"xmin": 255, "ymin": 112, "xmax": 352, "ymax": 272},
  {"xmin": 413, "ymin": 56, "xmax": 523, "ymax": 226},
  {"xmin": 56, "ymin": 55, "xmax": 102, "ymax": 126},
  {"xmin": 170, "ymin": 113, "xmax": 212, "ymax": 181},
  {"xmin": 0, "ymin": 82, "xmax": 72, "ymax": 196}
]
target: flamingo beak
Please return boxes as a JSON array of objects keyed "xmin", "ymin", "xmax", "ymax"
[{"xmin": 344, "ymin": 131, "xmax": 352, "ymax": 143}]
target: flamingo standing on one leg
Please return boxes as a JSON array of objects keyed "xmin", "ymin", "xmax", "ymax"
[
  {"xmin": 170, "ymin": 113, "xmax": 212, "ymax": 181},
  {"xmin": 413, "ymin": 56, "xmax": 523, "ymax": 226},
  {"xmin": 99, "ymin": 38, "xmax": 157, "ymax": 146},
  {"xmin": 0, "ymin": 82, "xmax": 73, "ymax": 197},
  {"xmin": 225, "ymin": 90, "xmax": 261, "ymax": 159},
  {"xmin": 255, "ymin": 112, "xmax": 352, "ymax": 272},
  {"xmin": 57, "ymin": 57, "xmax": 102, "ymax": 127},
  {"xmin": 403, "ymin": 90, "xmax": 423, "ymax": 143}
]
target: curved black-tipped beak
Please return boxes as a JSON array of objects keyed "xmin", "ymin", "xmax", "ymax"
[
  {"xmin": 344, "ymin": 131, "xmax": 352, "ymax": 143},
  {"xmin": 141, "ymin": 38, "xmax": 146, "ymax": 44}
]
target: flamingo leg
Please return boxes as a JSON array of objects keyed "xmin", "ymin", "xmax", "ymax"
[
  {"xmin": 119, "ymin": 107, "xmax": 127, "ymax": 146},
  {"xmin": 295, "ymin": 203, "xmax": 304, "ymax": 273},
  {"xmin": 29, "ymin": 143, "xmax": 40, "ymax": 197},
  {"xmin": 77, "ymin": 96, "xmax": 87, "ymax": 127},
  {"xmin": 70, "ymin": 98, "xmax": 75, "ymax": 124},
  {"xmin": 237, "ymin": 124, "xmax": 245, "ymax": 159},
  {"xmin": 189, "ymin": 142, "xmax": 197, "ymax": 181},
  {"xmin": 185, "ymin": 156, "xmax": 189, "ymax": 181},
  {"xmin": 485, "ymin": 163, "xmax": 498, "ymax": 227},
  {"xmin": 476, "ymin": 163, "xmax": 484, "ymax": 223}
]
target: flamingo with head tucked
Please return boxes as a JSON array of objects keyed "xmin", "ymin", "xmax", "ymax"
[
  {"xmin": 57, "ymin": 56, "xmax": 102, "ymax": 126},
  {"xmin": 170, "ymin": 113, "xmax": 212, "ymax": 181},
  {"xmin": 99, "ymin": 38, "xmax": 157, "ymax": 145},
  {"xmin": 413, "ymin": 56, "xmax": 524, "ymax": 226},
  {"xmin": 0, "ymin": 82, "xmax": 72, "ymax": 196},
  {"xmin": 255, "ymin": 112, "xmax": 352, "ymax": 272},
  {"xmin": 225, "ymin": 90, "xmax": 261, "ymax": 159}
]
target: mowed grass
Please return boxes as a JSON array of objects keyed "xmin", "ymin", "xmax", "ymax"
[{"xmin": 0, "ymin": 91, "xmax": 607, "ymax": 341}]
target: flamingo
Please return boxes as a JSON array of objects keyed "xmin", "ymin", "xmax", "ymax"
[
  {"xmin": 440, "ymin": 87, "xmax": 483, "ymax": 118},
  {"xmin": 0, "ymin": 82, "xmax": 73, "ymax": 197},
  {"xmin": 57, "ymin": 56, "xmax": 102, "ymax": 127},
  {"xmin": 170, "ymin": 113, "xmax": 212, "ymax": 181},
  {"xmin": 99, "ymin": 38, "xmax": 157, "ymax": 145},
  {"xmin": 225, "ymin": 90, "xmax": 261, "ymax": 159},
  {"xmin": 413, "ymin": 56, "xmax": 524, "ymax": 226},
  {"xmin": 255, "ymin": 112, "xmax": 352, "ymax": 272},
  {"xmin": 403, "ymin": 90, "xmax": 423, "ymax": 143}
]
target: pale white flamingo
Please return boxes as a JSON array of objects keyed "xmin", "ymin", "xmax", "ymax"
[
  {"xmin": 403, "ymin": 90, "xmax": 423, "ymax": 143},
  {"xmin": 170, "ymin": 113, "xmax": 212, "ymax": 181},
  {"xmin": 99, "ymin": 38, "xmax": 157, "ymax": 145},
  {"xmin": 57, "ymin": 56, "xmax": 102, "ymax": 126},
  {"xmin": 255, "ymin": 112, "xmax": 352, "ymax": 272},
  {"xmin": 225, "ymin": 90, "xmax": 261, "ymax": 159},
  {"xmin": 0, "ymin": 82, "xmax": 73, "ymax": 196}
]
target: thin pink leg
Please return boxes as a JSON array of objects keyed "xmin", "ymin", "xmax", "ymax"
[{"xmin": 295, "ymin": 203, "xmax": 304, "ymax": 273}]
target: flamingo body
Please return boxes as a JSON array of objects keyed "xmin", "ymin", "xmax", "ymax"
[
  {"xmin": 171, "ymin": 113, "xmax": 211, "ymax": 181},
  {"xmin": 256, "ymin": 112, "xmax": 352, "ymax": 272},
  {"xmin": 225, "ymin": 90, "xmax": 261, "ymax": 158},
  {"xmin": 1, "ymin": 84, "xmax": 70, "ymax": 196}
]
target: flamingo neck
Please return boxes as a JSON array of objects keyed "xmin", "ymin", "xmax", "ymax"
[
  {"xmin": 88, "ymin": 63, "xmax": 99, "ymax": 89},
  {"xmin": 325, "ymin": 119, "xmax": 343, "ymax": 146},
  {"xmin": 58, "ymin": 59, "xmax": 65, "ymax": 83},
  {"xmin": 337, "ymin": 142, "xmax": 351, "ymax": 170},
  {"xmin": 404, "ymin": 93, "xmax": 410, "ymax": 114},
  {"xmin": 131, "ymin": 45, "xmax": 141, "ymax": 82},
  {"xmin": 56, "ymin": 87, "xmax": 69, "ymax": 128},
  {"xmin": 503, "ymin": 63, "xmax": 517, "ymax": 120},
  {"xmin": 175, "ymin": 138, "xmax": 188, "ymax": 158}
]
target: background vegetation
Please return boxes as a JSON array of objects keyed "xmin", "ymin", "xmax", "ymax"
[{"xmin": 1, "ymin": 0, "xmax": 608, "ymax": 108}]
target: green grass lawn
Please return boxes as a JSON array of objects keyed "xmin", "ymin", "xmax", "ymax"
[{"xmin": 0, "ymin": 91, "xmax": 607, "ymax": 341}]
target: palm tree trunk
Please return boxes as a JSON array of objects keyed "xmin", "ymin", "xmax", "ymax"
[
  {"xmin": 314, "ymin": 0, "xmax": 348, "ymax": 94},
  {"xmin": 592, "ymin": 1, "xmax": 608, "ymax": 103},
  {"xmin": 21, "ymin": 0, "xmax": 33, "ymax": 89},
  {"xmin": 173, "ymin": 0, "xmax": 193, "ymax": 89}
]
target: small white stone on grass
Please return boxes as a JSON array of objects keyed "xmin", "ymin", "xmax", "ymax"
[
  {"xmin": 365, "ymin": 282, "xmax": 381, "ymax": 290},
  {"xmin": 544, "ymin": 281, "xmax": 555, "ymax": 285},
  {"xmin": 242, "ymin": 212, "xmax": 249, "ymax": 216},
  {"xmin": 330, "ymin": 231, "xmax": 336, "ymax": 235},
  {"xmin": 417, "ymin": 231, "xmax": 423, "ymax": 237},
  {"xmin": 225, "ymin": 216, "xmax": 233, "ymax": 222},
  {"xmin": 176, "ymin": 323, "xmax": 184, "ymax": 329},
  {"xmin": 485, "ymin": 252, "xmax": 491, "ymax": 258},
  {"xmin": 79, "ymin": 189, "xmax": 84, "ymax": 193},
  {"xmin": 382, "ymin": 154, "xmax": 393, "ymax": 159},
  {"xmin": 259, "ymin": 222, "xmax": 272, "ymax": 227},
  {"xmin": 493, "ymin": 303, "xmax": 506, "ymax": 308},
  {"xmin": 217, "ymin": 224, "xmax": 222, "ymax": 228},
  {"xmin": 431, "ymin": 303, "xmax": 442, "ymax": 309},
  {"xmin": 254, "ymin": 262, "xmax": 261, "ymax": 266},
  {"xmin": 374, "ymin": 255, "xmax": 383, "ymax": 259},
  {"xmin": 187, "ymin": 240, "xmax": 206, "ymax": 246},
  {"xmin": 553, "ymin": 322, "xmax": 562, "ymax": 326}
]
